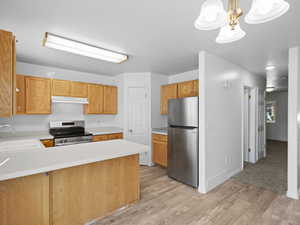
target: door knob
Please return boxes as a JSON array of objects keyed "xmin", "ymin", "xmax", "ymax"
[{"xmin": 129, "ymin": 129, "xmax": 133, "ymax": 133}]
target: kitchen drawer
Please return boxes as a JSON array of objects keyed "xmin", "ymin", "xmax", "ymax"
[
  {"xmin": 107, "ymin": 133, "xmax": 123, "ymax": 140},
  {"xmin": 41, "ymin": 139, "xmax": 54, "ymax": 148},
  {"xmin": 92, "ymin": 134, "xmax": 108, "ymax": 142},
  {"xmin": 152, "ymin": 134, "xmax": 167, "ymax": 142}
]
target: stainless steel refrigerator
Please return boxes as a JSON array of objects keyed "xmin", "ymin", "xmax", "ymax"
[{"xmin": 167, "ymin": 96, "xmax": 199, "ymax": 188}]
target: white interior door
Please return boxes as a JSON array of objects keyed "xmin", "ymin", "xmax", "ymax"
[
  {"xmin": 125, "ymin": 82, "xmax": 150, "ymax": 165},
  {"xmin": 243, "ymin": 88, "xmax": 250, "ymax": 163},
  {"xmin": 249, "ymin": 88, "xmax": 258, "ymax": 163},
  {"xmin": 257, "ymin": 89, "xmax": 266, "ymax": 159},
  {"xmin": 244, "ymin": 88, "xmax": 266, "ymax": 164},
  {"xmin": 243, "ymin": 87, "xmax": 259, "ymax": 163}
]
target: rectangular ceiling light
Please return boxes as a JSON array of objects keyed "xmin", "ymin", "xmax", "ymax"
[{"xmin": 43, "ymin": 32, "xmax": 128, "ymax": 63}]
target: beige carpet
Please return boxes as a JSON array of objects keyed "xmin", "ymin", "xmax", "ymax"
[{"xmin": 232, "ymin": 140, "xmax": 287, "ymax": 194}]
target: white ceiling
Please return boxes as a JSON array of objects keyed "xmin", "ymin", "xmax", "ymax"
[{"xmin": 0, "ymin": 0, "xmax": 298, "ymax": 76}]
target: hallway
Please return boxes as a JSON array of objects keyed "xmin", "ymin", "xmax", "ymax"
[
  {"xmin": 95, "ymin": 165, "xmax": 299, "ymax": 225},
  {"xmin": 233, "ymin": 141, "xmax": 287, "ymax": 194}
]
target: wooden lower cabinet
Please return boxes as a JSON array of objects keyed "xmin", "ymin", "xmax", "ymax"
[
  {"xmin": 0, "ymin": 155, "xmax": 139, "ymax": 225},
  {"xmin": 0, "ymin": 173, "xmax": 50, "ymax": 225},
  {"xmin": 152, "ymin": 134, "xmax": 168, "ymax": 167},
  {"xmin": 50, "ymin": 155, "xmax": 139, "ymax": 225},
  {"xmin": 107, "ymin": 133, "xmax": 123, "ymax": 140},
  {"xmin": 92, "ymin": 134, "xmax": 109, "ymax": 142},
  {"xmin": 41, "ymin": 139, "xmax": 54, "ymax": 148},
  {"xmin": 93, "ymin": 133, "xmax": 123, "ymax": 142}
]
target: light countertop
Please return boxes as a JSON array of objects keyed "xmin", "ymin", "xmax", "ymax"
[
  {"xmin": 87, "ymin": 127, "xmax": 123, "ymax": 135},
  {"xmin": 0, "ymin": 127, "xmax": 123, "ymax": 141},
  {"xmin": 0, "ymin": 131, "xmax": 53, "ymax": 141},
  {"xmin": 0, "ymin": 139, "xmax": 148, "ymax": 182},
  {"xmin": 152, "ymin": 128, "xmax": 168, "ymax": 135}
]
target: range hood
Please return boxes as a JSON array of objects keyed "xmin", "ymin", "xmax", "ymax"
[{"xmin": 51, "ymin": 96, "xmax": 89, "ymax": 104}]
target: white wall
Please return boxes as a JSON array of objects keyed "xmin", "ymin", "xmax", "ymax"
[
  {"xmin": 266, "ymin": 91, "xmax": 288, "ymax": 142},
  {"xmin": 0, "ymin": 62, "xmax": 122, "ymax": 131},
  {"xmin": 198, "ymin": 51, "xmax": 266, "ymax": 193},
  {"xmin": 287, "ymin": 47, "xmax": 300, "ymax": 199},
  {"xmin": 17, "ymin": 62, "xmax": 117, "ymax": 85},
  {"xmin": 168, "ymin": 70, "xmax": 198, "ymax": 84}
]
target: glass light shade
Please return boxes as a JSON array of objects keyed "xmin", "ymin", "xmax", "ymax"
[
  {"xmin": 216, "ymin": 24, "xmax": 246, "ymax": 44},
  {"xmin": 245, "ymin": 0, "xmax": 290, "ymax": 24},
  {"xmin": 194, "ymin": 0, "xmax": 227, "ymax": 30}
]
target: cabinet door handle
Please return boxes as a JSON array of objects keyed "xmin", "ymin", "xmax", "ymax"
[{"xmin": 129, "ymin": 129, "xmax": 133, "ymax": 133}]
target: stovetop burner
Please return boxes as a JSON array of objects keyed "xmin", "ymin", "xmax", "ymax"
[{"xmin": 49, "ymin": 120, "xmax": 93, "ymax": 146}]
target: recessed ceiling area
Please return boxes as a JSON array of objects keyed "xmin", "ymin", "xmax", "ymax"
[{"xmin": 0, "ymin": 0, "xmax": 298, "ymax": 76}]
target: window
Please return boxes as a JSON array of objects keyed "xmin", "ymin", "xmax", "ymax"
[{"xmin": 266, "ymin": 101, "xmax": 276, "ymax": 123}]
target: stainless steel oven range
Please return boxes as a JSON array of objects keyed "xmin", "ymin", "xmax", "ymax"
[{"xmin": 49, "ymin": 120, "xmax": 93, "ymax": 146}]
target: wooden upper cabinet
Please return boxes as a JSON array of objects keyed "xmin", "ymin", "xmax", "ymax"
[
  {"xmin": 160, "ymin": 84, "xmax": 178, "ymax": 115},
  {"xmin": 85, "ymin": 84, "xmax": 104, "ymax": 114},
  {"xmin": 52, "ymin": 79, "xmax": 70, "ymax": 96},
  {"xmin": 0, "ymin": 30, "xmax": 16, "ymax": 117},
  {"xmin": 193, "ymin": 80, "xmax": 199, "ymax": 96},
  {"xmin": 25, "ymin": 77, "xmax": 51, "ymax": 114},
  {"xmin": 12, "ymin": 36, "xmax": 16, "ymax": 115},
  {"xmin": 16, "ymin": 75, "xmax": 26, "ymax": 114},
  {"xmin": 103, "ymin": 85, "xmax": 117, "ymax": 114},
  {"xmin": 70, "ymin": 81, "xmax": 88, "ymax": 98},
  {"xmin": 52, "ymin": 79, "xmax": 88, "ymax": 98},
  {"xmin": 178, "ymin": 80, "xmax": 198, "ymax": 98}
]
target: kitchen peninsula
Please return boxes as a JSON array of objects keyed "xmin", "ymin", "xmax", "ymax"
[{"xmin": 0, "ymin": 139, "xmax": 148, "ymax": 225}]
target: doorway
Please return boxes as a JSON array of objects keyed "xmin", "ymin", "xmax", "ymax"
[
  {"xmin": 242, "ymin": 87, "xmax": 265, "ymax": 165},
  {"xmin": 234, "ymin": 86, "xmax": 288, "ymax": 194}
]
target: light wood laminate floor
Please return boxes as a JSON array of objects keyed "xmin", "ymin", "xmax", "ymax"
[
  {"xmin": 233, "ymin": 140, "xmax": 287, "ymax": 194},
  {"xmin": 96, "ymin": 166, "xmax": 300, "ymax": 225}
]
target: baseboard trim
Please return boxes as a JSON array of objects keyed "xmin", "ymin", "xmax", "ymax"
[
  {"xmin": 286, "ymin": 189, "xmax": 299, "ymax": 200},
  {"xmin": 206, "ymin": 167, "xmax": 242, "ymax": 192},
  {"xmin": 267, "ymin": 139, "xmax": 287, "ymax": 143},
  {"xmin": 148, "ymin": 162, "xmax": 155, "ymax": 167}
]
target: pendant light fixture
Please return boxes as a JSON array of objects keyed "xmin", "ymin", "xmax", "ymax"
[
  {"xmin": 245, "ymin": 0, "xmax": 290, "ymax": 24},
  {"xmin": 194, "ymin": 0, "xmax": 290, "ymax": 44},
  {"xmin": 194, "ymin": 0, "xmax": 227, "ymax": 30},
  {"xmin": 216, "ymin": 24, "xmax": 246, "ymax": 44}
]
